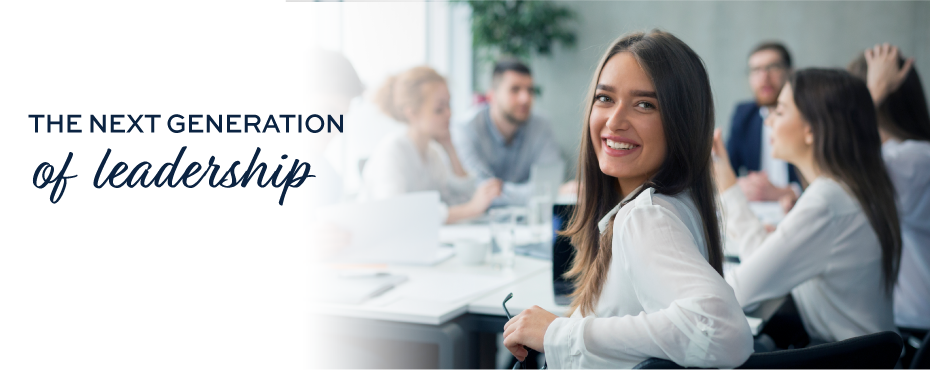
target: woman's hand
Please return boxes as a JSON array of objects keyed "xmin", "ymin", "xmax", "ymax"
[
  {"xmin": 779, "ymin": 191, "xmax": 797, "ymax": 214},
  {"xmin": 502, "ymin": 305, "xmax": 558, "ymax": 361},
  {"xmin": 737, "ymin": 171, "xmax": 796, "ymax": 202},
  {"xmin": 437, "ymin": 135, "xmax": 470, "ymax": 178},
  {"xmin": 865, "ymin": 43, "xmax": 914, "ymax": 105},
  {"xmin": 469, "ymin": 178, "xmax": 502, "ymax": 212},
  {"xmin": 712, "ymin": 129, "xmax": 738, "ymax": 193},
  {"xmin": 447, "ymin": 179, "xmax": 502, "ymax": 224},
  {"xmin": 434, "ymin": 133, "xmax": 454, "ymax": 149}
]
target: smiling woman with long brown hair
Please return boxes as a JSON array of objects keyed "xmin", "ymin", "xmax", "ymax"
[{"xmin": 501, "ymin": 30, "xmax": 753, "ymax": 369}]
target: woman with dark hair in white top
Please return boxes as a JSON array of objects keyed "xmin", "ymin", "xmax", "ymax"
[
  {"xmin": 714, "ymin": 68, "xmax": 902, "ymax": 344},
  {"xmin": 849, "ymin": 43, "xmax": 930, "ymax": 365},
  {"xmin": 500, "ymin": 30, "xmax": 753, "ymax": 369}
]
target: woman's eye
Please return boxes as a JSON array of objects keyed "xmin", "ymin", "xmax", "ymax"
[
  {"xmin": 595, "ymin": 95, "xmax": 612, "ymax": 103},
  {"xmin": 636, "ymin": 101, "xmax": 656, "ymax": 109}
]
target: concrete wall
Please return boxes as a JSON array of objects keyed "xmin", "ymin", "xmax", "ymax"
[{"xmin": 521, "ymin": 1, "xmax": 930, "ymax": 175}]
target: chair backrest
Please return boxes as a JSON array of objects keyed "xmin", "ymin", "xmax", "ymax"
[
  {"xmin": 739, "ymin": 331, "xmax": 903, "ymax": 369},
  {"xmin": 912, "ymin": 330, "xmax": 930, "ymax": 369},
  {"xmin": 633, "ymin": 331, "xmax": 903, "ymax": 369}
]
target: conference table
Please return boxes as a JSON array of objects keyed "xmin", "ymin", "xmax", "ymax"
[
  {"xmin": 311, "ymin": 204, "xmax": 785, "ymax": 368},
  {"xmin": 310, "ymin": 254, "xmax": 550, "ymax": 368},
  {"xmin": 310, "ymin": 214, "xmax": 786, "ymax": 368}
]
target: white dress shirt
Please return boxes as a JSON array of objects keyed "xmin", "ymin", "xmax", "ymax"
[
  {"xmin": 883, "ymin": 139, "xmax": 930, "ymax": 330},
  {"xmin": 723, "ymin": 177, "xmax": 896, "ymax": 342},
  {"xmin": 358, "ymin": 130, "xmax": 476, "ymax": 221},
  {"xmin": 543, "ymin": 188, "xmax": 754, "ymax": 369}
]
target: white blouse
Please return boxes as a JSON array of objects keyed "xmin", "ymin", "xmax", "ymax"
[
  {"xmin": 543, "ymin": 188, "xmax": 754, "ymax": 369},
  {"xmin": 883, "ymin": 139, "xmax": 930, "ymax": 330},
  {"xmin": 723, "ymin": 177, "xmax": 896, "ymax": 342},
  {"xmin": 358, "ymin": 131, "xmax": 475, "ymax": 221}
]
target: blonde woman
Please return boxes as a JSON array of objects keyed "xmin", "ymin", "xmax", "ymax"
[{"xmin": 360, "ymin": 66, "xmax": 501, "ymax": 223}]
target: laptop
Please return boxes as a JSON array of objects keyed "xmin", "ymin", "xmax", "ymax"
[{"xmin": 552, "ymin": 204, "xmax": 576, "ymax": 306}]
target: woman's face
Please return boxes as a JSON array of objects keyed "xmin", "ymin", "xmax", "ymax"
[
  {"xmin": 766, "ymin": 83, "xmax": 813, "ymax": 164},
  {"xmin": 408, "ymin": 82, "xmax": 451, "ymax": 141},
  {"xmin": 589, "ymin": 52, "xmax": 666, "ymax": 194}
]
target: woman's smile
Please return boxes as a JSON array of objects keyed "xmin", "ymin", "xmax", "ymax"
[{"xmin": 602, "ymin": 136, "xmax": 642, "ymax": 157}]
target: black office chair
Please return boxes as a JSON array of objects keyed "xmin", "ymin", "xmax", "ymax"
[
  {"xmin": 912, "ymin": 330, "xmax": 930, "ymax": 369},
  {"xmin": 633, "ymin": 331, "xmax": 904, "ymax": 369},
  {"xmin": 632, "ymin": 358, "xmax": 687, "ymax": 369}
]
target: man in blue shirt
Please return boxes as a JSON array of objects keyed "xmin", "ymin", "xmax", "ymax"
[
  {"xmin": 727, "ymin": 42, "xmax": 800, "ymax": 203},
  {"xmin": 453, "ymin": 60, "xmax": 564, "ymax": 206}
]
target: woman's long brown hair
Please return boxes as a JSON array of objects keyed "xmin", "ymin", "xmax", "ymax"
[
  {"xmin": 562, "ymin": 30, "xmax": 724, "ymax": 316},
  {"xmin": 790, "ymin": 69, "xmax": 902, "ymax": 293}
]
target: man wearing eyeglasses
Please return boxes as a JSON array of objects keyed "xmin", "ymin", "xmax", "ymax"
[{"xmin": 726, "ymin": 42, "xmax": 801, "ymax": 205}]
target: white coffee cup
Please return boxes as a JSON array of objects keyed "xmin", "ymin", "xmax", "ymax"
[{"xmin": 454, "ymin": 240, "xmax": 488, "ymax": 265}]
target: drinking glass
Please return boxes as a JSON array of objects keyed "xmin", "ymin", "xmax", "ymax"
[
  {"xmin": 527, "ymin": 183, "xmax": 554, "ymax": 245},
  {"xmin": 489, "ymin": 207, "xmax": 517, "ymax": 270}
]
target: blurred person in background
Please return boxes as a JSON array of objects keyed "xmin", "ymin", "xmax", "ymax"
[
  {"xmin": 726, "ymin": 42, "xmax": 801, "ymax": 208},
  {"xmin": 714, "ymin": 68, "xmax": 901, "ymax": 348},
  {"xmin": 359, "ymin": 66, "xmax": 501, "ymax": 224},
  {"xmin": 307, "ymin": 48, "xmax": 365, "ymax": 208},
  {"xmin": 453, "ymin": 60, "xmax": 571, "ymax": 206},
  {"xmin": 305, "ymin": 49, "xmax": 366, "ymax": 259},
  {"xmin": 849, "ymin": 43, "xmax": 930, "ymax": 367}
]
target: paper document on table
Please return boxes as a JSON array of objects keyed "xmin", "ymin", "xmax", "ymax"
[
  {"xmin": 749, "ymin": 201, "xmax": 785, "ymax": 225},
  {"xmin": 398, "ymin": 271, "xmax": 513, "ymax": 303},
  {"xmin": 319, "ymin": 273, "xmax": 409, "ymax": 305}
]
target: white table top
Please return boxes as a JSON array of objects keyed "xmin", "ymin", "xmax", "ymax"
[
  {"xmin": 310, "ymin": 254, "xmax": 550, "ymax": 325},
  {"xmin": 469, "ymin": 268, "xmax": 569, "ymax": 318},
  {"xmin": 314, "ymin": 203, "xmax": 783, "ymax": 328}
]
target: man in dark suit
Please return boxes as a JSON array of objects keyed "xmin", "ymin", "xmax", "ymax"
[{"xmin": 727, "ymin": 42, "xmax": 800, "ymax": 203}]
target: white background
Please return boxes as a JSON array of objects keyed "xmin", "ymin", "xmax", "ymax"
[{"xmin": 0, "ymin": 1, "xmax": 390, "ymax": 368}]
